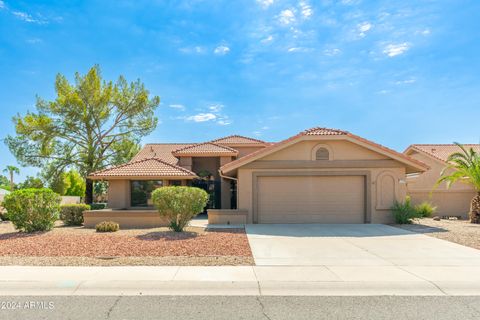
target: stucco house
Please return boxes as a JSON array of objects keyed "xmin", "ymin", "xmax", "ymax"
[
  {"xmin": 85, "ymin": 127, "xmax": 428, "ymax": 227},
  {"xmin": 404, "ymin": 144, "xmax": 480, "ymax": 218}
]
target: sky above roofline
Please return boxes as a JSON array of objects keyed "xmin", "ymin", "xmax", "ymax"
[{"xmin": 1, "ymin": 0, "xmax": 480, "ymax": 181}]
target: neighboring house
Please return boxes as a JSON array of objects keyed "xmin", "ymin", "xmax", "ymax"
[
  {"xmin": 87, "ymin": 128, "xmax": 427, "ymax": 227},
  {"xmin": 404, "ymin": 144, "xmax": 480, "ymax": 218}
]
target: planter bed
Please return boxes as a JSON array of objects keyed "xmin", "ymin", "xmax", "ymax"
[{"xmin": 0, "ymin": 221, "xmax": 253, "ymax": 266}]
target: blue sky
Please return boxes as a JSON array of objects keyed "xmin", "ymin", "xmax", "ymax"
[{"xmin": 1, "ymin": 0, "xmax": 480, "ymax": 181}]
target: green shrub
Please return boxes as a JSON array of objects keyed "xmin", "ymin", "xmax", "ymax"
[
  {"xmin": 2, "ymin": 188, "xmax": 61, "ymax": 232},
  {"xmin": 60, "ymin": 204, "xmax": 90, "ymax": 226},
  {"xmin": 391, "ymin": 196, "xmax": 420, "ymax": 224},
  {"xmin": 414, "ymin": 201, "xmax": 437, "ymax": 218},
  {"xmin": 95, "ymin": 221, "xmax": 119, "ymax": 232},
  {"xmin": 152, "ymin": 186, "xmax": 209, "ymax": 232},
  {"xmin": 90, "ymin": 203, "xmax": 107, "ymax": 210}
]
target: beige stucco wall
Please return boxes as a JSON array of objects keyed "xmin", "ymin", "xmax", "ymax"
[
  {"xmin": 108, "ymin": 180, "xmax": 130, "ymax": 209},
  {"xmin": 262, "ymin": 140, "xmax": 389, "ymax": 161},
  {"xmin": 84, "ymin": 209, "xmax": 169, "ymax": 228},
  {"xmin": 234, "ymin": 139, "xmax": 408, "ymax": 224},
  {"xmin": 406, "ymin": 150, "xmax": 475, "ymax": 218}
]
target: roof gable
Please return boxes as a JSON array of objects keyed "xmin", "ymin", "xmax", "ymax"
[
  {"xmin": 132, "ymin": 144, "xmax": 192, "ymax": 164},
  {"xmin": 220, "ymin": 127, "xmax": 428, "ymax": 174},
  {"xmin": 172, "ymin": 142, "xmax": 238, "ymax": 156},
  {"xmin": 211, "ymin": 135, "xmax": 266, "ymax": 145},
  {"xmin": 405, "ymin": 144, "xmax": 480, "ymax": 163},
  {"xmin": 89, "ymin": 158, "xmax": 197, "ymax": 179}
]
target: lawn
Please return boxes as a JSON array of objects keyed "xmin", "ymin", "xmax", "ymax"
[
  {"xmin": 396, "ymin": 218, "xmax": 480, "ymax": 250},
  {"xmin": 0, "ymin": 221, "xmax": 253, "ymax": 266}
]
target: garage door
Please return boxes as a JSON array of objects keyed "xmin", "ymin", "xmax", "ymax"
[{"xmin": 257, "ymin": 175, "xmax": 365, "ymax": 223}]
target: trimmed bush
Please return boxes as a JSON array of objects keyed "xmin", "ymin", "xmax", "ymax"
[
  {"xmin": 391, "ymin": 196, "xmax": 421, "ymax": 224},
  {"xmin": 414, "ymin": 201, "xmax": 437, "ymax": 218},
  {"xmin": 90, "ymin": 203, "xmax": 107, "ymax": 210},
  {"xmin": 60, "ymin": 204, "xmax": 90, "ymax": 226},
  {"xmin": 152, "ymin": 186, "xmax": 209, "ymax": 232},
  {"xmin": 95, "ymin": 221, "xmax": 119, "ymax": 232},
  {"xmin": 2, "ymin": 188, "xmax": 61, "ymax": 232}
]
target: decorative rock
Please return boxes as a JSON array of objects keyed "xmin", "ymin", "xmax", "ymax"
[{"xmin": 433, "ymin": 216, "xmax": 441, "ymax": 221}]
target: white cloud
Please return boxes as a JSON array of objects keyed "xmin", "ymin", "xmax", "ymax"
[
  {"xmin": 383, "ymin": 42, "xmax": 411, "ymax": 57},
  {"xmin": 324, "ymin": 48, "xmax": 341, "ymax": 56},
  {"xmin": 299, "ymin": 1, "xmax": 313, "ymax": 18},
  {"xmin": 12, "ymin": 11, "xmax": 47, "ymax": 24},
  {"xmin": 26, "ymin": 38, "xmax": 42, "ymax": 44},
  {"xmin": 376, "ymin": 89, "xmax": 390, "ymax": 95},
  {"xmin": 358, "ymin": 22, "xmax": 372, "ymax": 37},
  {"xmin": 257, "ymin": 0, "xmax": 274, "ymax": 8},
  {"xmin": 208, "ymin": 104, "xmax": 223, "ymax": 113},
  {"xmin": 287, "ymin": 47, "xmax": 311, "ymax": 53},
  {"xmin": 180, "ymin": 46, "xmax": 206, "ymax": 54},
  {"xmin": 214, "ymin": 45, "xmax": 230, "ymax": 55},
  {"xmin": 278, "ymin": 9, "xmax": 295, "ymax": 25},
  {"xmin": 418, "ymin": 28, "xmax": 431, "ymax": 36},
  {"xmin": 169, "ymin": 104, "xmax": 185, "ymax": 111},
  {"xmin": 0, "ymin": 1, "xmax": 5, "ymax": 9},
  {"xmin": 395, "ymin": 78, "xmax": 416, "ymax": 85},
  {"xmin": 261, "ymin": 35, "xmax": 274, "ymax": 44},
  {"xmin": 186, "ymin": 113, "xmax": 217, "ymax": 122}
]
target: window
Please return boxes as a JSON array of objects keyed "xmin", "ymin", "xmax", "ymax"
[
  {"xmin": 169, "ymin": 180, "xmax": 182, "ymax": 186},
  {"xmin": 315, "ymin": 147, "xmax": 330, "ymax": 160},
  {"xmin": 130, "ymin": 181, "xmax": 163, "ymax": 207}
]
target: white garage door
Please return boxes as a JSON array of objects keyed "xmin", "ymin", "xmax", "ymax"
[{"xmin": 257, "ymin": 175, "xmax": 365, "ymax": 223}]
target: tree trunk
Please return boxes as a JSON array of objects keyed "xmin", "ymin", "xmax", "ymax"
[
  {"xmin": 469, "ymin": 192, "xmax": 480, "ymax": 224},
  {"xmin": 9, "ymin": 172, "xmax": 13, "ymax": 191},
  {"xmin": 85, "ymin": 179, "xmax": 93, "ymax": 204}
]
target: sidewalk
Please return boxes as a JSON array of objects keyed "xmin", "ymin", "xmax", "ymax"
[{"xmin": 1, "ymin": 265, "xmax": 480, "ymax": 296}]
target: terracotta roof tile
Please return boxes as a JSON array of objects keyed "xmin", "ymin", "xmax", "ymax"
[
  {"xmin": 408, "ymin": 144, "xmax": 480, "ymax": 162},
  {"xmin": 303, "ymin": 127, "xmax": 348, "ymax": 136},
  {"xmin": 131, "ymin": 144, "xmax": 192, "ymax": 164},
  {"xmin": 211, "ymin": 135, "xmax": 266, "ymax": 145},
  {"xmin": 172, "ymin": 142, "xmax": 238, "ymax": 156},
  {"xmin": 89, "ymin": 158, "xmax": 197, "ymax": 179}
]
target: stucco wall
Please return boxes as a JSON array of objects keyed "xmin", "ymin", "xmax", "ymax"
[
  {"xmin": 406, "ymin": 150, "xmax": 475, "ymax": 217},
  {"xmin": 262, "ymin": 140, "xmax": 389, "ymax": 161},
  {"xmin": 108, "ymin": 180, "xmax": 130, "ymax": 208},
  {"xmin": 236, "ymin": 139, "xmax": 407, "ymax": 224}
]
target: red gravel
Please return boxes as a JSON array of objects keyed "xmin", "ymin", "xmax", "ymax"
[{"xmin": 0, "ymin": 228, "xmax": 252, "ymax": 257}]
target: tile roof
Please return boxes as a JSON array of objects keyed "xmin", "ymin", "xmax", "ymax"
[
  {"xmin": 303, "ymin": 127, "xmax": 348, "ymax": 136},
  {"xmin": 211, "ymin": 135, "xmax": 266, "ymax": 145},
  {"xmin": 172, "ymin": 142, "xmax": 238, "ymax": 156},
  {"xmin": 89, "ymin": 158, "xmax": 197, "ymax": 179},
  {"xmin": 131, "ymin": 144, "xmax": 193, "ymax": 164},
  {"xmin": 407, "ymin": 144, "xmax": 480, "ymax": 163},
  {"xmin": 220, "ymin": 127, "xmax": 428, "ymax": 174}
]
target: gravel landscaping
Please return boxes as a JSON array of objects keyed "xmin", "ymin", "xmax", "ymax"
[
  {"xmin": 395, "ymin": 218, "xmax": 480, "ymax": 250},
  {"xmin": 0, "ymin": 221, "xmax": 253, "ymax": 266}
]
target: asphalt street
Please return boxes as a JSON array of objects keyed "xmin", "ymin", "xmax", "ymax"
[{"xmin": 1, "ymin": 296, "xmax": 480, "ymax": 320}]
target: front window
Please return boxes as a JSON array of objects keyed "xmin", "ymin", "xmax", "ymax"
[{"xmin": 130, "ymin": 181, "xmax": 163, "ymax": 207}]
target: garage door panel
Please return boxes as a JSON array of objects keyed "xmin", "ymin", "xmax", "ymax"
[{"xmin": 257, "ymin": 176, "xmax": 365, "ymax": 224}]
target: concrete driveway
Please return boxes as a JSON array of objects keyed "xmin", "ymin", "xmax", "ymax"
[{"xmin": 245, "ymin": 224, "xmax": 480, "ymax": 267}]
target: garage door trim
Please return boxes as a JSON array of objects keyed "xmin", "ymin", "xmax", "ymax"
[{"xmin": 252, "ymin": 170, "xmax": 372, "ymax": 224}]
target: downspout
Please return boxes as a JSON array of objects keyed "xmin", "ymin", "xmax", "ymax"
[{"xmin": 219, "ymin": 169, "xmax": 239, "ymax": 209}]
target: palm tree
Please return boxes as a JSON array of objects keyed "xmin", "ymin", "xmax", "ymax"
[
  {"xmin": 3, "ymin": 165, "xmax": 20, "ymax": 191},
  {"xmin": 436, "ymin": 143, "xmax": 480, "ymax": 223}
]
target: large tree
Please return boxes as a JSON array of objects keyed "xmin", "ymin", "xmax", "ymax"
[
  {"xmin": 6, "ymin": 65, "xmax": 159, "ymax": 203},
  {"xmin": 436, "ymin": 143, "xmax": 480, "ymax": 223}
]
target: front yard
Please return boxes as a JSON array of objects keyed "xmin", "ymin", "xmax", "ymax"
[
  {"xmin": 0, "ymin": 221, "xmax": 253, "ymax": 266},
  {"xmin": 396, "ymin": 218, "xmax": 480, "ymax": 250}
]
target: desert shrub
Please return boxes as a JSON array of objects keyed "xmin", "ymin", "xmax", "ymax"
[
  {"xmin": 60, "ymin": 204, "xmax": 90, "ymax": 226},
  {"xmin": 95, "ymin": 221, "xmax": 119, "ymax": 232},
  {"xmin": 2, "ymin": 188, "xmax": 61, "ymax": 232},
  {"xmin": 152, "ymin": 186, "xmax": 209, "ymax": 232},
  {"xmin": 391, "ymin": 196, "xmax": 421, "ymax": 224},
  {"xmin": 414, "ymin": 201, "xmax": 437, "ymax": 218},
  {"xmin": 90, "ymin": 203, "xmax": 107, "ymax": 210}
]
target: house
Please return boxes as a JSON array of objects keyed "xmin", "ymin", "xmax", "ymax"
[
  {"xmin": 86, "ymin": 127, "xmax": 428, "ymax": 227},
  {"xmin": 404, "ymin": 144, "xmax": 480, "ymax": 218}
]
